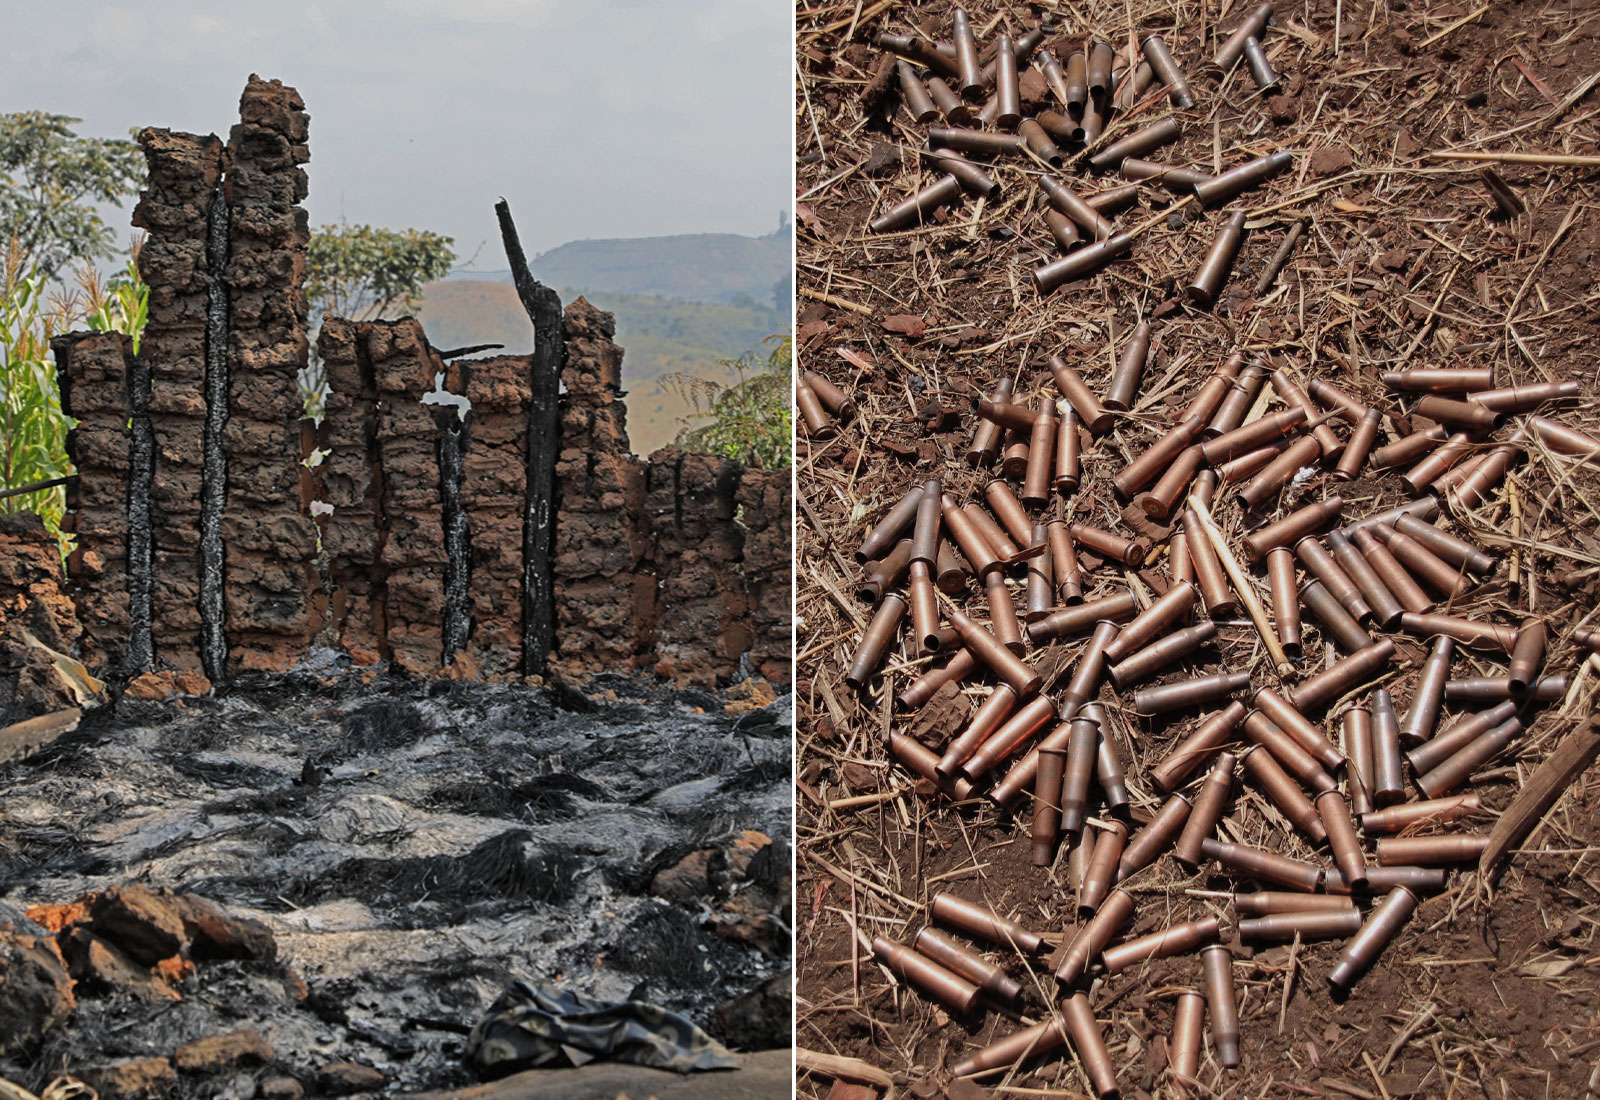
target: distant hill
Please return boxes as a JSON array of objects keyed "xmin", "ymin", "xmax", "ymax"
[
  {"xmin": 418, "ymin": 280, "xmax": 786, "ymax": 458},
  {"xmin": 455, "ymin": 227, "xmax": 793, "ymax": 311}
]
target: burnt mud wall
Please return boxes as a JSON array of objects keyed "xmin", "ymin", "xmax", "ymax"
[
  {"xmin": 24, "ymin": 79, "xmax": 789, "ymax": 693},
  {"xmin": 0, "ymin": 514, "xmax": 84, "ymax": 724}
]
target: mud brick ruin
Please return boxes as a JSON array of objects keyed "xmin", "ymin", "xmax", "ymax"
[{"xmin": 1, "ymin": 76, "xmax": 788, "ymax": 709}]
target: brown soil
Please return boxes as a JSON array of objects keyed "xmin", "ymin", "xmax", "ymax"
[{"xmin": 794, "ymin": 1, "xmax": 1600, "ymax": 1097}]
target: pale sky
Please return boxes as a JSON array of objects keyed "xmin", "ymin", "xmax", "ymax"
[{"xmin": 2, "ymin": 0, "xmax": 792, "ymax": 267}]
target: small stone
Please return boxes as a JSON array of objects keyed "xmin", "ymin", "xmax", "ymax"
[
  {"xmin": 259, "ymin": 1078, "xmax": 303, "ymax": 1100},
  {"xmin": 217, "ymin": 1074, "xmax": 257, "ymax": 1100},
  {"xmin": 0, "ymin": 929, "xmax": 74, "ymax": 1056},
  {"xmin": 123, "ymin": 671, "xmax": 178, "ymax": 701},
  {"xmin": 61, "ymin": 929, "xmax": 179, "ymax": 1003},
  {"xmin": 651, "ymin": 849, "xmax": 714, "ymax": 902},
  {"xmin": 90, "ymin": 884, "xmax": 186, "ymax": 966},
  {"xmin": 173, "ymin": 893, "xmax": 277, "ymax": 962},
  {"xmin": 173, "ymin": 1030, "xmax": 276, "ymax": 1074},
  {"xmin": 1310, "ymin": 145, "xmax": 1353, "ymax": 177},
  {"xmin": 315, "ymin": 1063, "xmax": 385, "ymax": 1095},
  {"xmin": 76, "ymin": 1058, "xmax": 176, "ymax": 1100},
  {"xmin": 171, "ymin": 670, "xmax": 212, "ymax": 696}
]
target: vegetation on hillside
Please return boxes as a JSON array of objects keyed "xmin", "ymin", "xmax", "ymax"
[
  {"xmin": 307, "ymin": 222, "xmax": 457, "ymax": 322},
  {"xmin": 664, "ymin": 335, "xmax": 791, "ymax": 469}
]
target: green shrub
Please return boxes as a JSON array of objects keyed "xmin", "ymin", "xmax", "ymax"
[{"xmin": 663, "ymin": 335, "xmax": 792, "ymax": 469}]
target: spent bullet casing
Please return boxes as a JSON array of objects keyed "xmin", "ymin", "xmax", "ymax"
[
  {"xmin": 1170, "ymin": 989, "xmax": 1205, "ymax": 1096},
  {"xmin": 892, "ymin": 733, "xmax": 978, "ymax": 800},
  {"xmin": 1202, "ymin": 838, "xmax": 1324, "ymax": 891},
  {"xmin": 989, "ymin": 717, "xmax": 1071, "ymax": 809},
  {"xmin": 1376, "ymin": 833, "xmax": 1491, "ymax": 866},
  {"xmin": 844, "ymin": 593, "xmax": 908, "ymax": 689},
  {"xmin": 1069, "ymin": 522, "xmax": 1147, "ymax": 567},
  {"xmin": 927, "ymin": 126, "xmax": 1026, "ymax": 156},
  {"xmin": 870, "ymin": 174, "xmax": 964, "ymax": 233},
  {"xmin": 937, "ymin": 541, "xmax": 969, "ymax": 595},
  {"xmin": 1047, "ymin": 355, "xmax": 1116, "ymax": 434},
  {"xmin": 1414, "ymin": 715, "xmax": 1522, "ymax": 799},
  {"xmin": 897, "ymin": 61, "xmax": 939, "ymax": 123},
  {"xmin": 960, "ymin": 693, "xmax": 1058, "ymax": 781},
  {"xmin": 1318, "ymin": 789, "xmax": 1367, "ymax": 889},
  {"xmin": 1415, "ymin": 394, "xmax": 1504, "ymax": 431},
  {"xmin": 873, "ymin": 936, "xmax": 983, "ymax": 1014},
  {"xmin": 1059, "ymin": 716, "xmax": 1100, "ymax": 833},
  {"xmin": 858, "ymin": 486, "xmax": 923, "ymax": 563},
  {"xmin": 1132, "ymin": 671, "xmax": 1252, "ymax": 715},
  {"xmin": 1025, "ymin": 528, "xmax": 1054, "ymax": 621},
  {"xmin": 1382, "ymin": 368, "xmax": 1496, "ymax": 393},
  {"xmin": 898, "ymin": 647, "xmax": 980, "ymax": 711},
  {"xmin": 1056, "ymin": 887, "xmax": 1136, "ymax": 985},
  {"xmin": 993, "ymin": 33, "xmax": 1021, "ymax": 127},
  {"xmin": 1041, "ymin": 177, "xmax": 1115, "ymax": 240},
  {"xmin": 926, "ymin": 76, "xmax": 974, "ymax": 125},
  {"xmin": 1194, "ymin": 150, "xmax": 1293, "ymax": 207},
  {"xmin": 968, "ymin": 377, "xmax": 1014, "ymax": 467},
  {"xmin": 908, "ymin": 561, "xmax": 941, "ymax": 654},
  {"xmin": 1141, "ymin": 35, "xmax": 1196, "ymax": 108},
  {"xmin": 1444, "ymin": 676, "xmax": 1567, "ymax": 704},
  {"xmin": 1244, "ymin": 496, "xmax": 1344, "ymax": 562},
  {"xmin": 1242, "ymin": 35, "xmax": 1282, "ymax": 92},
  {"xmin": 1392, "ymin": 515, "xmax": 1495, "ymax": 574},
  {"xmin": 1207, "ymin": 360, "xmax": 1267, "ymax": 438},
  {"xmin": 943, "ymin": 496, "xmax": 1002, "ymax": 577},
  {"xmin": 1242, "ymin": 743, "xmax": 1329, "ymax": 841},
  {"xmin": 915, "ymin": 927, "xmax": 1024, "ymax": 1003},
  {"xmin": 1188, "ymin": 210, "xmax": 1249, "ymax": 308},
  {"xmin": 1289, "ymin": 639, "xmax": 1397, "ymax": 712},
  {"xmin": 1508, "ymin": 618, "xmax": 1547, "ymax": 692},
  {"xmin": 1243, "ymin": 710, "xmax": 1337, "ymax": 798},
  {"xmin": 1183, "ymin": 508, "xmax": 1238, "ymax": 618},
  {"xmin": 1047, "ymin": 519, "xmax": 1085, "ymax": 603},
  {"xmin": 1329, "ymin": 529, "xmax": 1404, "ymax": 629},
  {"xmin": 1101, "ymin": 916, "xmax": 1220, "ymax": 974},
  {"xmin": 1240, "ymin": 907, "xmax": 1364, "ymax": 943},
  {"xmin": 1237, "ymin": 434, "xmax": 1323, "ymax": 510},
  {"xmin": 948, "ymin": 608, "xmax": 1043, "ymax": 697},
  {"xmin": 1299, "ymin": 576, "xmax": 1375, "ymax": 652},
  {"xmin": 1272, "ymin": 370, "xmax": 1344, "ymax": 457},
  {"xmin": 1087, "ymin": 41, "xmax": 1115, "ymax": 102},
  {"xmin": 1255, "ymin": 687, "xmax": 1344, "ymax": 771},
  {"xmin": 920, "ymin": 147, "xmax": 1000, "ymax": 198},
  {"xmin": 1216, "ymin": 0, "xmax": 1275, "ymax": 68},
  {"xmin": 1054, "ymin": 408, "xmax": 1083, "ymax": 493},
  {"xmin": 1086, "ymin": 701, "xmax": 1130, "ymax": 808},
  {"xmin": 1033, "ymin": 743, "xmax": 1067, "ymax": 865},
  {"xmin": 1118, "ymin": 793, "xmax": 1193, "ymax": 879},
  {"xmin": 857, "ymin": 539, "xmax": 914, "ymax": 605},
  {"xmin": 951, "ymin": 7, "xmax": 983, "ymax": 98},
  {"xmin": 1267, "ymin": 547, "xmax": 1302, "ymax": 657},
  {"xmin": 1087, "ymin": 117, "xmax": 1182, "ymax": 171},
  {"xmin": 1296, "ymin": 536, "xmax": 1373, "ymax": 623},
  {"xmin": 1104, "ymin": 581, "xmax": 1198, "ymax": 662},
  {"xmin": 1061, "ymin": 620, "xmax": 1120, "ymax": 711},
  {"xmin": 1062, "ymin": 993, "xmax": 1121, "ymax": 1099},
  {"xmin": 1028, "ymin": 591, "xmax": 1138, "ymax": 645},
  {"xmin": 1371, "ymin": 423, "xmax": 1448, "ymax": 470},
  {"xmin": 1201, "ymin": 406, "xmax": 1307, "ymax": 465},
  {"xmin": 1114, "ymin": 415, "xmax": 1206, "ymax": 499},
  {"xmin": 1201, "ymin": 943, "xmax": 1241, "ymax": 1066},
  {"xmin": 911, "ymin": 479, "xmax": 943, "ymax": 564},
  {"xmin": 1034, "ymin": 233, "xmax": 1134, "ymax": 296},
  {"xmin": 1325, "ymin": 865, "xmax": 1446, "ymax": 895},
  {"xmin": 1467, "ymin": 380, "xmax": 1581, "ymax": 412},
  {"xmin": 1406, "ymin": 700, "xmax": 1520, "ymax": 775},
  {"xmin": 1361, "ymin": 794, "xmax": 1482, "ymax": 834},
  {"xmin": 950, "ymin": 1016, "xmax": 1069, "ymax": 1078},
  {"xmin": 1236, "ymin": 891, "xmax": 1357, "ymax": 917},
  {"xmin": 1018, "ymin": 119, "xmax": 1062, "ymax": 165},
  {"xmin": 1352, "ymin": 525, "xmax": 1433, "ymax": 613},
  {"xmin": 1079, "ymin": 819, "xmax": 1127, "ymax": 914},
  {"xmin": 931, "ymin": 891, "xmax": 1044, "ymax": 954},
  {"xmin": 1399, "ymin": 612, "xmax": 1517, "ymax": 653},
  {"xmin": 1023, "ymin": 403, "xmax": 1059, "ymax": 506},
  {"xmin": 938, "ymin": 685, "xmax": 1019, "ymax": 777},
  {"xmin": 1174, "ymin": 751, "xmax": 1237, "ymax": 866},
  {"xmin": 1105, "ymin": 320, "xmax": 1151, "ymax": 411},
  {"xmin": 1374, "ymin": 523, "xmax": 1470, "ymax": 597},
  {"xmin": 1328, "ymin": 887, "xmax": 1420, "ymax": 992},
  {"xmin": 1108, "ymin": 620, "xmax": 1219, "ymax": 690},
  {"xmin": 1151, "ymin": 701, "xmax": 1248, "ymax": 791},
  {"xmin": 1143, "ymin": 445, "xmax": 1205, "ymax": 519},
  {"xmin": 1182, "ymin": 353, "xmax": 1246, "ymax": 425},
  {"xmin": 1122, "ymin": 158, "xmax": 1215, "ymax": 190},
  {"xmin": 1401, "ymin": 431, "xmax": 1479, "ymax": 496},
  {"xmin": 796, "ymin": 379, "xmax": 835, "ymax": 438}
]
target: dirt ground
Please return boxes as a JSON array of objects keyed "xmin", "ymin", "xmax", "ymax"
[{"xmin": 794, "ymin": 1, "xmax": 1600, "ymax": 1097}]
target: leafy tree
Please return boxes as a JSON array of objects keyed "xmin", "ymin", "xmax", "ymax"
[
  {"xmin": 664, "ymin": 335, "xmax": 792, "ymax": 469},
  {"xmin": 306, "ymin": 222, "xmax": 456, "ymax": 322},
  {"xmin": 0, "ymin": 112, "xmax": 145, "ymax": 281}
]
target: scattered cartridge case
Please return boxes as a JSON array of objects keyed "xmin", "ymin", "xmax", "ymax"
[
  {"xmin": 1244, "ymin": 709, "xmax": 1337, "ymax": 797},
  {"xmin": 1188, "ymin": 210, "xmax": 1249, "ymax": 308},
  {"xmin": 1023, "ymin": 404, "xmax": 1060, "ymax": 507},
  {"xmin": 858, "ymin": 486, "xmax": 923, "ymax": 563},
  {"xmin": 1169, "ymin": 989, "xmax": 1205, "ymax": 1097},
  {"xmin": 1047, "ymin": 520, "xmax": 1085, "ymax": 604},
  {"xmin": 1057, "ymin": 888, "xmax": 1136, "ymax": 984},
  {"xmin": 873, "ymin": 936, "xmax": 983, "ymax": 1014},
  {"xmin": 1133, "ymin": 671, "xmax": 1252, "ymax": 715},
  {"xmin": 1254, "ymin": 688, "xmax": 1343, "ymax": 771},
  {"xmin": 1329, "ymin": 529, "xmax": 1403, "ymax": 629},
  {"xmin": 1105, "ymin": 321, "xmax": 1151, "ymax": 411},
  {"xmin": 1371, "ymin": 423, "xmax": 1449, "ymax": 470},
  {"xmin": 844, "ymin": 593, "xmax": 908, "ymax": 689},
  {"xmin": 1219, "ymin": 438, "xmax": 1292, "ymax": 484},
  {"xmin": 1381, "ymin": 368, "xmax": 1495, "ymax": 393},
  {"xmin": 1122, "ymin": 158, "xmax": 1215, "ymax": 191},
  {"xmin": 1325, "ymin": 865, "xmax": 1445, "ymax": 895},
  {"xmin": 1170, "ymin": 531, "xmax": 1196, "ymax": 584},
  {"xmin": 1240, "ymin": 907, "xmax": 1363, "ymax": 944},
  {"xmin": 899, "ymin": 647, "xmax": 979, "ymax": 710},
  {"xmin": 1444, "ymin": 676, "xmax": 1567, "ymax": 704},
  {"xmin": 1415, "ymin": 394, "xmax": 1504, "ymax": 432},
  {"xmin": 1267, "ymin": 547, "xmax": 1302, "ymax": 657},
  {"xmin": 909, "ymin": 561, "xmax": 942, "ymax": 654},
  {"xmin": 1242, "ymin": 35, "xmax": 1282, "ymax": 93},
  {"xmin": 1307, "ymin": 377, "xmax": 1369, "ymax": 423},
  {"xmin": 1117, "ymin": 793, "xmax": 1193, "ymax": 879},
  {"xmin": 1025, "ymin": 529, "xmax": 1054, "ymax": 622},
  {"xmin": 1152, "ymin": 701, "xmax": 1248, "ymax": 791},
  {"xmin": 990, "ymin": 718, "xmax": 1070, "ymax": 810},
  {"xmin": 1105, "ymin": 581, "xmax": 1198, "ymax": 662},
  {"xmin": 921, "ymin": 147, "xmax": 1001, "ymax": 198},
  {"xmin": 1102, "ymin": 916, "xmax": 1220, "ymax": 974},
  {"xmin": 1377, "ymin": 834, "xmax": 1490, "ymax": 866},
  {"xmin": 1237, "ymin": 891, "xmax": 1357, "ymax": 916},
  {"xmin": 877, "ymin": 32, "xmax": 962, "ymax": 79},
  {"xmin": 911, "ymin": 479, "xmax": 943, "ymax": 564},
  {"xmin": 1087, "ymin": 117, "xmax": 1183, "ymax": 171},
  {"xmin": 1467, "ymin": 380, "xmax": 1581, "ymax": 413},
  {"xmin": 1290, "ymin": 640, "xmax": 1396, "ymax": 711},
  {"xmin": 1184, "ymin": 508, "xmax": 1238, "ymax": 618},
  {"xmin": 950, "ymin": 1016, "xmax": 1070, "ymax": 1078},
  {"xmin": 1061, "ymin": 620, "xmax": 1121, "ymax": 711},
  {"xmin": 968, "ymin": 377, "xmax": 1014, "ymax": 467},
  {"xmin": 1328, "ymin": 886, "xmax": 1419, "ymax": 992},
  {"xmin": 1200, "ymin": 944, "xmax": 1241, "ymax": 1067},
  {"xmin": 1237, "ymin": 434, "xmax": 1322, "ymax": 509},
  {"xmin": 948, "ymin": 608, "xmax": 1043, "ymax": 697},
  {"xmin": 986, "ymin": 572, "xmax": 1025, "ymax": 656},
  {"xmin": 891, "ymin": 733, "xmax": 978, "ymax": 800},
  {"xmin": 926, "ymin": 75, "xmax": 974, "ymax": 125},
  {"xmin": 1041, "ymin": 177, "xmax": 1115, "ymax": 240},
  {"xmin": 1414, "ymin": 715, "xmax": 1522, "ymax": 799},
  {"xmin": 1399, "ymin": 612, "xmax": 1517, "ymax": 653},
  {"xmin": 1296, "ymin": 540, "xmax": 1372, "ymax": 625},
  {"xmin": 1405, "ymin": 700, "xmax": 1520, "ymax": 776},
  {"xmin": 938, "ymin": 685, "xmax": 1020, "ymax": 778},
  {"xmin": 1508, "ymin": 618, "xmax": 1546, "ymax": 692},
  {"xmin": 1141, "ymin": 35, "xmax": 1196, "ymax": 108},
  {"xmin": 1174, "ymin": 751, "xmax": 1236, "ymax": 867},
  {"xmin": 1242, "ymin": 743, "xmax": 1329, "ymax": 841},
  {"xmin": 796, "ymin": 379, "xmax": 836, "ymax": 438},
  {"xmin": 944, "ymin": 497, "xmax": 1003, "ymax": 578},
  {"xmin": 961, "ymin": 693, "xmax": 1059, "ymax": 781},
  {"xmin": 1142, "ymin": 444, "xmax": 1206, "ymax": 519},
  {"xmin": 1033, "ymin": 743, "xmax": 1067, "ymax": 865},
  {"xmin": 1114, "ymin": 415, "xmax": 1206, "ymax": 499},
  {"xmin": 1059, "ymin": 716, "xmax": 1100, "ymax": 834},
  {"xmin": 1080, "ymin": 820, "xmax": 1128, "ymax": 915},
  {"xmin": 1577, "ymin": 627, "xmax": 1600, "ymax": 653},
  {"xmin": 1067, "ymin": 825, "xmax": 1096, "ymax": 903},
  {"xmin": 1108, "ymin": 620, "xmax": 1218, "ymax": 690},
  {"xmin": 1401, "ymin": 430, "xmax": 1479, "ymax": 496},
  {"xmin": 857, "ymin": 539, "xmax": 913, "ymax": 605},
  {"xmin": 1200, "ymin": 406, "xmax": 1307, "ymax": 465},
  {"xmin": 1244, "ymin": 496, "xmax": 1344, "ymax": 563},
  {"xmin": 1035, "ymin": 48, "xmax": 1074, "ymax": 110},
  {"xmin": 870, "ymin": 174, "xmax": 964, "ymax": 233},
  {"xmin": 1033, "ymin": 232, "xmax": 1134, "ymax": 296},
  {"xmin": 1202, "ymin": 838, "xmax": 1324, "ymax": 891},
  {"xmin": 804, "ymin": 371, "xmax": 854, "ymax": 421},
  {"xmin": 1368, "ymin": 691, "xmax": 1405, "ymax": 808},
  {"xmin": 932, "ymin": 892, "xmax": 1044, "ymax": 954},
  {"xmin": 927, "ymin": 126, "xmax": 1027, "ymax": 156},
  {"xmin": 1271, "ymin": 370, "xmax": 1343, "ymax": 458},
  {"xmin": 1069, "ymin": 522, "xmax": 1146, "ymax": 567},
  {"xmin": 1299, "ymin": 577, "xmax": 1374, "ymax": 653},
  {"xmin": 1018, "ymin": 118, "xmax": 1063, "ymax": 165},
  {"xmin": 1408, "ymin": 636, "xmax": 1459, "ymax": 748},
  {"xmin": 937, "ymin": 541, "xmax": 969, "ymax": 596},
  {"xmin": 1036, "ymin": 109, "xmax": 1082, "ymax": 145},
  {"xmin": 1047, "ymin": 355, "xmax": 1115, "ymax": 434},
  {"xmin": 1351, "ymin": 526, "xmax": 1431, "ymax": 614},
  {"xmin": 1374, "ymin": 524, "xmax": 1470, "ymax": 598},
  {"xmin": 1028, "ymin": 591, "xmax": 1138, "ymax": 644},
  {"xmin": 1318, "ymin": 789, "xmax": 1367, "ymax": 889},
  {"xmin": 1086, "ymin": 702, "xmax": 1130, "ymax": 808},
  {"xmin": 1361, "ymin": 793, "xmax": 1482, "ymax": 834},
  {"xmin": 897, "ymin": 61, "xmax": 940, "ymax": 123},
  {"xmin": 1207, "ymin": 360, "xmax": 1267, "ymax": 438},
  {"xmin": 1446, "ymin": 435, "xmax": 1523, "ymax": 510},
  {"xmin": 978, "ymin": 398, "xmax": 1038, "ymax": 434},
  {"xmin": 1062, "ymin": 993, "xmax": 1120, "ymax": 1100},
  {"xmin": 1338, "ymin": 498, "xmax": 1444, "ymax": 535},
  {"xmin": 1054, "ymin": 407, "xmax": 1083, "ymax": 493},
  {"xmin": 915, "ymin": 927, "xmax": 1024, "ymax": 1004},
  {"xmin": 951, "ymin": 7, "xmax": 983, "ymax": 99},
  {"xmin": 993, "ymin": 33, "xmax": 1022, "ymax": 126},
  {"xmin": 1193, "ymin": 150, "xmax": 1293, "ymax": 207},
  {"xmin": 1182, "ymin": 353, "xmax": 1245, "ymax": 425},
  {"xmin": 1392, "ymin": 515, "xmax": 1495, "ymax": 575},
  {"xmin": 1216, "ymin": 0, "xmax": 1275, "ymax": 69},
  {"xmin": 966, "ymin": 502, "xmax": 1017, "ymax": 562},
  {"xmin": 1087, "ymin": 41, "xmax": 1116, "ymax": 103}
]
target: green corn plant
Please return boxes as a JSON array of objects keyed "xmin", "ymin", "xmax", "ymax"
[
  {"xmin": 0, "ymin": 247, "xmax": 76, "ymax": 533},
  {"xmin": 663, "ymin": 334, "xmax": 793, "ymax": 470},
  {"xmin": 82, "ymin": 241, "xmax": 149, "ymax": 354}
]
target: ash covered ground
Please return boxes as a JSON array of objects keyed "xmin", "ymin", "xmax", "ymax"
[{"xmin": 0, "ymin": 664, "xmax": 791, "ymax": 1093}]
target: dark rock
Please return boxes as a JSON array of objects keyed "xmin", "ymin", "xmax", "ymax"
[
  {"xmin": 172, "ymin": 1030, "xmax": 276, "ymax": 1074},
  {"xmin": 715, "ymin": 969, "xmax": 792, "ymax": 1050},
  {"xmin": 316, "ymin": 1062, "xmax": 385, "ymax": 1095},
  {"xmin": 90, "ymin": 884, "xmax": 186, "ymax": 966},
  {"xmin": 0, "ymin": 928, "xmax": 75, "ymax": 1055},
  {"xmin": 173, "ymin": 893, "xmax": 277, "ymax": 961}
]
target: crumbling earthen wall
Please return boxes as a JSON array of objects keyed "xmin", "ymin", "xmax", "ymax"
[
  {"xmin": 737, "ymin": 468, "xmax": 793, "ymax": 686},
  {"xmin": 459, "ymin": 355, "xmax": 532, "ymax": 678},
  {"xmin": 0, "ymin": 514, "xmax": 83, "ymax": 724}
]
